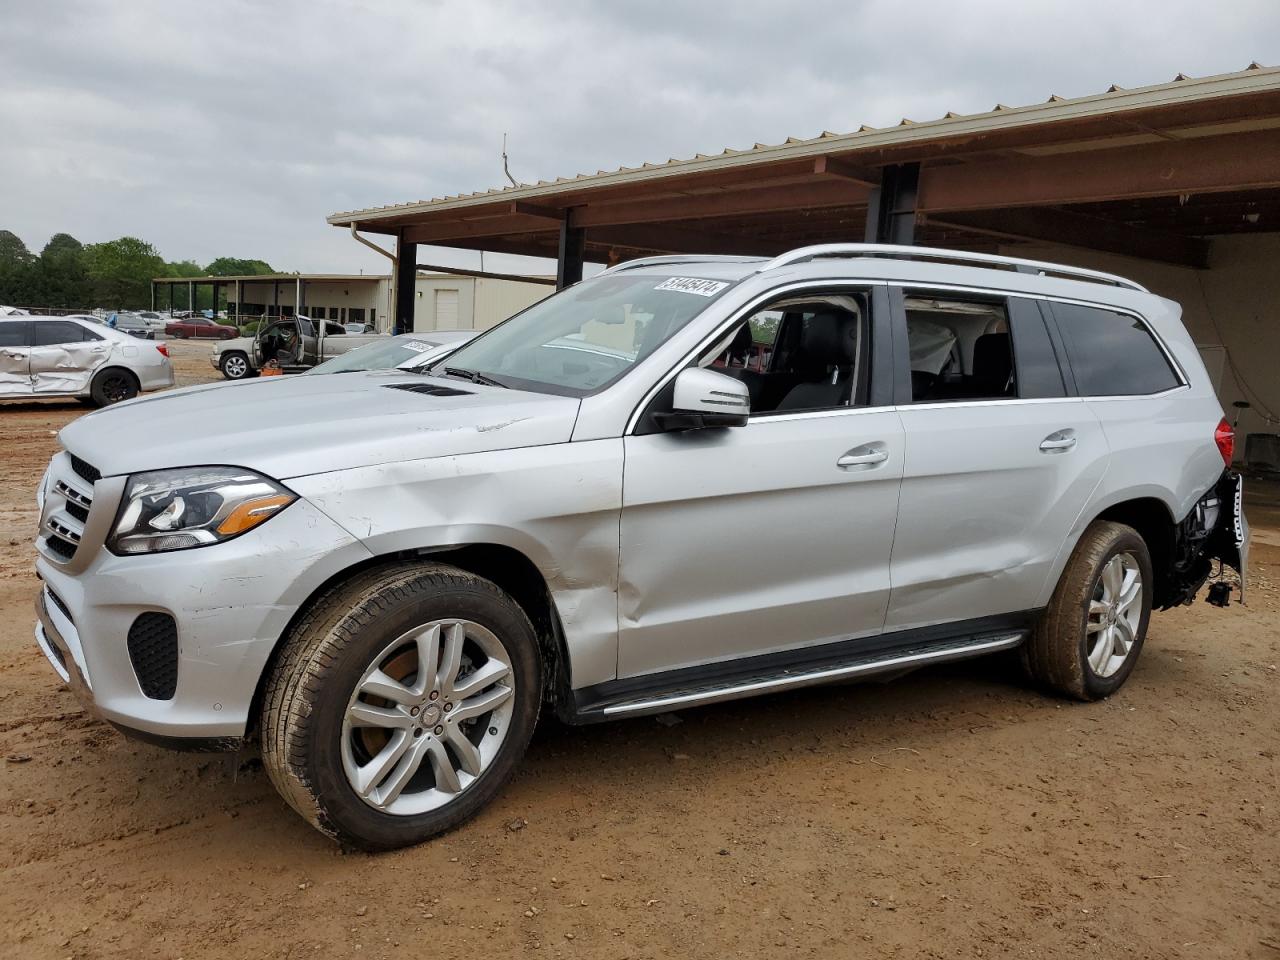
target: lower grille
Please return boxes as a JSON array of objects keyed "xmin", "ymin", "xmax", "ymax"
[
  {"xmin": 46, "ymin": 588, "xmax": 74, "ymax": 624},
  {"xmin": 127, "ymin": 613, "xmax": 179, "ymax": 700}
]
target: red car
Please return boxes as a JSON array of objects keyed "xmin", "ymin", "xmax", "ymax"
[{"xmin": 164, "ymin": 316, "xmax": 238, "ymax": 339}]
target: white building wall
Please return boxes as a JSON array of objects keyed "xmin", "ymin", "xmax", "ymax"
[
  {"xmin": 409, "ymin": 275, "xmax": 550, "ymax": 332},
  {"xmin": 999, "ymin": 234, "xmax": 1280, "ymax": 454}
]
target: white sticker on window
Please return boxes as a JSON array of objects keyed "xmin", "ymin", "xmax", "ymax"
[
  {"xmin": 654, "ymin": 277, "xmax": 730, "ymax": 297},
  {"xmin": 403, "ymin": 340, "xmax": 435, "ymax": 351}
]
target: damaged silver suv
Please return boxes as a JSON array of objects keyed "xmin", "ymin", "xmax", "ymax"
[{"xmin": 33, "ymin": 245, "xmax": 1246, "ymax": 850}]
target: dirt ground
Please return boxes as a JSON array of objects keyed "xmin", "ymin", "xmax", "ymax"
[{"xmin": 1, "ymin": 339, "xmax": 1277, "ymax": 959}]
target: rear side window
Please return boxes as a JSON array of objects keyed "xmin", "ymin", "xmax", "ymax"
[
  {"xmin": 1053, "ymin": 304, "xmax": 1181, "ymax": 396},
  {"xmin": 32, "ymin": 321, "xmax": 93, "ymax": 346}
]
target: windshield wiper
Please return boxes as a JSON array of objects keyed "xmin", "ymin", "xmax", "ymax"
[{"xmin": 443, "ymin": 366, "xmax": 508, "ymax": 388}]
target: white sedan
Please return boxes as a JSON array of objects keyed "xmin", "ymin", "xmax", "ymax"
[
  {"xmin": 0, "ymin": 315, "xmax": 174, "ymax": 405},
  {"xmin": 306, "ymin": 330, "xmax": 477, "ymax": 375}
]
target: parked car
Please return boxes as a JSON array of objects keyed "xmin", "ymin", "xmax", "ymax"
[
  {"xmin": 31, "ymin": 244, "xmax": 1246, "ymax": 851},
  {"xmin": 1, "ymin": 315, "xmax": 172, "ymax": 405},
  {"xmin": 166, "ymin": 315, "xmax": 238, "ymax": 340},
  {"xmin": 133, "ymin": 310, "xmax": 168, "ymax": 333},
  {"xmin": 0, "ymin": 305, "xmax": 29, "ymax": 317},
  {"xmin": 212, "ymin": 315, "xmax": 383, "ymax": 379},
  {"xmin": 111, "ymin": 314, "xmax": 154, "ymax": 339},
  {"xmin": 308, "ymin": 330, "xmax": 477, "ymax": 375}
]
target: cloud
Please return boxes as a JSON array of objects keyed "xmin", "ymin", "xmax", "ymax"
[{"xmin": 0, "ymin": 0, "xmax": 1275, "ymax": 274}]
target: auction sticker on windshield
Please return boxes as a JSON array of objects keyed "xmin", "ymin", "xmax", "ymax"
[{"xmin": 654, "ymin": 277, "xmax": 730, "ymax": 297}]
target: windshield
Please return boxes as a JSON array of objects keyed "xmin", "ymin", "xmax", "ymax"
[
  {"xmin": 310, "ymin": 337, "xmax": 442, "ymax": 374},
  {"xmin": 434, "ymin": 273, "xmax": 735, "ymax": 395}
]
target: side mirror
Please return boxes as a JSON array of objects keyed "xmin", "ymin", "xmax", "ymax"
[{"xmin": 655, "ymin": 367, "xmax": 750, "ymax": 430}]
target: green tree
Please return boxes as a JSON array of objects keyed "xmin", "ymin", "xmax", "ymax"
[
  {"xmin": 37, "ymin": 233, "xmax": 92, "ymax": 308},
  {"xmin": 204, "ymin": 256, "xmax": 275, "ymax": 276},
  {"xmin": 85, "ymin": 236, "xmax": 166, "ymax": 310},
  {"xmin": 0, "ymin": 229, "xmax": 37, "ymax": 306}
]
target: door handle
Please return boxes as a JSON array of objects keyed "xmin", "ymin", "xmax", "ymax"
[
  {"xmin": 837, "ymin": 444, "xmax": 889, "ymax": 469},
  {"xmin": 1039, "ymin": 429, "xmax": 1077, "ymax": 453}
]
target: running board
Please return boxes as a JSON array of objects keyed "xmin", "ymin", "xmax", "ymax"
[{"xmin": 574, "ymin": 632, "xmax": 1026, "ymax": 722}]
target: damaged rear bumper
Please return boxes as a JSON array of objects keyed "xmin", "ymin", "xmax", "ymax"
[{"xmin": 1163, "ymin": 470, "xmax": 1248, "ymax": 609}]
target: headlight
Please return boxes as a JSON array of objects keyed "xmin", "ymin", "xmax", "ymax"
[{"xmin": 108, "ymin": 467, "xmax": 296, "ymax": 555}]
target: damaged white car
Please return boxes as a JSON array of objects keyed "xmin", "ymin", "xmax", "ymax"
[{"xmin": 1, "ymin": 316, "xmax": 173, "ymax": 405}]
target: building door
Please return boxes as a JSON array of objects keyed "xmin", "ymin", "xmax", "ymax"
[{"xmin": 434, "ymin": 289, "xmax": 459, "ymax": 329}]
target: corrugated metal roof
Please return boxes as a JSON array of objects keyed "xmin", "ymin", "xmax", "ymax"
[{"xmin": 329, "ymin": 62, "xmax": 1277, "ymax": 226}]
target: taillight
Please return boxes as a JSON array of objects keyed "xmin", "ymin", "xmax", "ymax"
[
  {"xmin": 156, "ymin": 342, "xmax": 169, "ymax": 358},
  {"xmin": 1214, "ymin": 417, "xmax": 1234, "ymax": 466}
]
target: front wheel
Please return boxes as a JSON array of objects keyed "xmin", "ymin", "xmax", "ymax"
[
  {"xmin": 261, "ymin": 563, "xmax": 542, "ymax": 851},
  {"xmin": 219, "ymin": 351, "xmax": 253, "ymax": 380},
  {"xmin": 1023, "ymin": 521, "xmax": 1152, "ymax": 700}
]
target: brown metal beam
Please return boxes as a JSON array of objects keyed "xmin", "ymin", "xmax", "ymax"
[
  {"xmin": 571, "ymin": 180, "xmax": 873, "ymax": 228},
  {"xmin": 510, "ymin": 201, "xmax": 564, "ymax": 221},
  {"xmin": 588, "ymin": 223, "xmax": 781, "ymax": 257},
  {"xmin": 918, "ymin": 128, "xmax": 1280, "ymax": 212},
  {"xmin": 812, "ymin": 155, "xmax": 879, "ymax": 186},
  {"xmin": 929, "ymin": 208, "xmax": 1210, "ymax": 269}
]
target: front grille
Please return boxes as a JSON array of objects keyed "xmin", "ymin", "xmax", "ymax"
[
  {"xmin": 127, "ymin": 613, "xmax": 178, "ymax": 700},
  {"xmin": 45, "ymin": 534, "xmax": 77, "ymax": 561},
  {"xmin": 70, "ymin": 455, "xmax": 101, "ymax": 485},
  {"xmin": 39, "ymin": 454, "xmax": 97, "ymax": 564}
]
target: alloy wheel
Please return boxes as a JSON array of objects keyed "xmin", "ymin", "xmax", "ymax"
[
  {"xmin": 1085, "ymin": 552, "xmax": 1143, "ymax": 678},
  {"xmin": 340, "ymin": 619, "xmax": 515, "ymax": 816}
]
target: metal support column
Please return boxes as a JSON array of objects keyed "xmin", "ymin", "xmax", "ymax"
[
  {"xmin": 863, "ymin": 162, "xmax": 921, "ymax": 245},
  {"xmin": 234, "ymin": 279, "xmax": 242, "ymax": 325},
  {"xmin": 393, "ymin": 229, "xmax": 418, "ymax": 335},
  {"xmin": 556, "ymin": 214, "xmax": 585, "ymax": 290},
  {"xmin": 272, "ymin": 280, "xmax": 279, "ymax": 318},
  {"xmin": 150, "ymin": 282, "xmax": 156, "ymax": 311},
  {"xmin": 187, "ymin": 280, "xmax": 195, "ymax": 312}
]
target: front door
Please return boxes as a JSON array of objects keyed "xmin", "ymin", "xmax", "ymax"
[
  {"xmin": 885, "ymin": 290, "xmax": 1109, "ymax": 630},
  {"xmin": 617, "ymin": 287, "xmax": 903, "ymax": 679},
  {"xmin": 0, "ymin": 320, "xmax": 31, "ymax": 397},
  {"xmin": 29, "ymin": 320, "xmax": 110, "ymax": 394}
]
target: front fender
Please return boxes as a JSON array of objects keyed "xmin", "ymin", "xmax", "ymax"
[{"xmin": 290, "ymin": 439, "xmax": 624, "ymax": 688}]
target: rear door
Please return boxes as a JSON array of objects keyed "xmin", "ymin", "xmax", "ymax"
[
  {"xmin": 0, "ymin": 320, "xmax": 32, "ymax": 396},
  {"xmin": 886, "ymin": 288, "xmax": 1109, "ymax": 631},
  {"xmin": 29, "ymin": 320, "xmax": 111, "ymax": 394}
]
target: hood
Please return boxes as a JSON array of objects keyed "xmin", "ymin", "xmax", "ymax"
[{"xmin": 58, "ymin": 370, "xmax": 581, "ymax": 480}]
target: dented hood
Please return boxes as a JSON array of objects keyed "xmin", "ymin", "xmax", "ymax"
[{"xmin": 58, "ymin": 370, "xmax": 581, "ymax": 480}]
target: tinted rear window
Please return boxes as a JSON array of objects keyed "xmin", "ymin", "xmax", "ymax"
[
  {"xmin": 1053, "ymin": 304, "xmax": 1180, "ymax": 396},
  {"xmin": 0, "ymin": 320, "xmax": 30, "ymax": 348},
  {"xmin": 32, "ymin": 321, "xmax": 92, "ymax": 346}
]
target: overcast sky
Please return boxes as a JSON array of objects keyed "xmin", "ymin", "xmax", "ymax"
[{"xmin": 1, "ymin": 0, "xmax": 1276, "ymax": 274}]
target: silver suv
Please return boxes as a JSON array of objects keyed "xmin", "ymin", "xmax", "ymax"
[{"xmin": 32, "ymin": 245, "xmax": 1246, "ymax": 850}]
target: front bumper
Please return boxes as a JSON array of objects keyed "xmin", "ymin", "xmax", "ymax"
[{"xmin": 34, "ymin": 492, "xmax": 373, "ymax": 742}]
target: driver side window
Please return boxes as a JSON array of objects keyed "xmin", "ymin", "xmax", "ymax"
[{"xmin": 704, "ymin": 292, "xmax": 871, "ymax": 416}]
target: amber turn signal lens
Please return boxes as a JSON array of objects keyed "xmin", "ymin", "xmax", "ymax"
[{"xmin": 215, "ymin": 494, "xmax": 295, "ymax": 536}]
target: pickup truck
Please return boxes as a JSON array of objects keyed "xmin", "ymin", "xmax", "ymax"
[{"xmin": 212, "ymin": 316, "xmax": 384, "ymax": 379}]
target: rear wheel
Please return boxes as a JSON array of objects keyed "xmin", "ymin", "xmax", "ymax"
[
  {"xmin": 1023, "ymin": 521, "xmax": 1152, "ymax": 700},
  {"xmin": 89, "ymin": 368, "xmax": 139, "ymax": 406},
  {"xmin": 262, "ymin": 563, "xmax": 542, "ymax": 851},
  {"xmin": 220, "ymin": 351, "xmax": 253, "ymax": 380}
]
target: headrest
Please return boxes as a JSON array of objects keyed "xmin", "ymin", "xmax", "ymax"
[{"xmin": 800, "ymin": 310, "xmax": 858, "ymax": 364}]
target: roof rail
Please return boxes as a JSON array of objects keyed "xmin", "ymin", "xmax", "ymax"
[
  {"xmin": 600, "ymin": 254, "xmax": 766, "ymax": 276},
  {"xmin": 761, "ymin": 244, "xmax": 1148, "ymax": 292}
]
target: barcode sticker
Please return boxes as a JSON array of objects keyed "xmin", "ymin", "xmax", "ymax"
[{"xmin": 654, "ymin": 277, "xmax": 730, "ymax": 297}]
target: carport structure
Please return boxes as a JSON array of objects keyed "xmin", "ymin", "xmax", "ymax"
[{"xmin": 329, "ymin": 63, "xmax": 1280, "ymax": 443}]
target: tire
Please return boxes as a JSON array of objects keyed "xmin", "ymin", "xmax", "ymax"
[
  {"xmin": 173, "ymin": 330, "xmax": 187, "ymax": 339},
  {"xmin": 89, "ymin": 367, "xmax": 139, "ymax": 406},
  {"xmin": 1023, "ymin": 521, "xmax": 1153, "ymax": 701},
  {"xmin": 261, "ymin": 562, "xmax": 542, "ymax": 851},
  {"xmin": 220, "ymin": 351, "xmax": 253, "ymax": 380}
]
